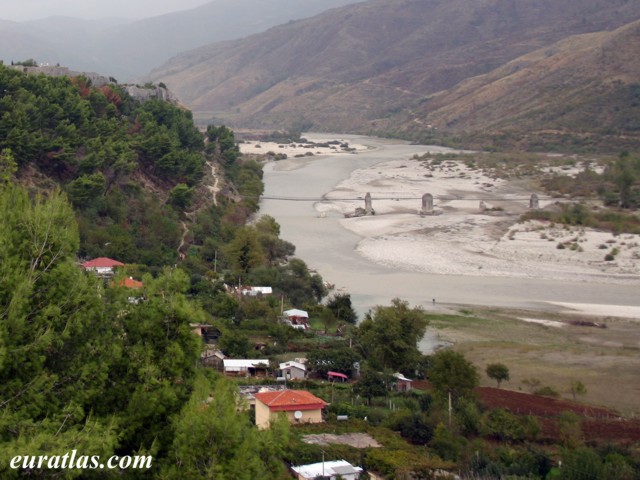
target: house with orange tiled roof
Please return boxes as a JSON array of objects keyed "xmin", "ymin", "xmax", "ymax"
[
  {"xmin": 254, "ymin": 389, "xmax": 328, "ymax": 429},
  {"xmin": 115, "ymin": 277, "xmax": 144, "ymax": 289}
]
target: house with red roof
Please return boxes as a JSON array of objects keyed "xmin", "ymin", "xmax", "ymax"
[
  {"xmin": 82, "ymin": 257, "xmax": 125, "ymax": 276},
  {"xmin": 254, "ymin": 389, "xmax": 328, "ymax": 429}
]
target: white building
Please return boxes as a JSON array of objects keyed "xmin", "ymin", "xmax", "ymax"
[
  {"xmin": 222, "ymin": 359, "xmax": 269, "ymax": 377},
  {"xmin": 279, "ymin": 361, "xmax": 307, "ymax": 380},
  {"xmin": 292, "ymin": 460, "xmax": 363, "ymax": 480}
]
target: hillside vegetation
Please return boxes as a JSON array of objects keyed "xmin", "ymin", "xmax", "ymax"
[
  {"xmin": 0, "ymin": 64, "xmax": 204, "ymax": 266},
  {"xmin": 146, "ymin": 0, "xmax": 640, "ymax": 152},
  {"xmin": 0, "ymin": 65, "xmax": 325, "ymax": 309}
]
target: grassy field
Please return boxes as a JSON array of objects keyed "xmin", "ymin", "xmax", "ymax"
[{"xmin": 427, "ymin": 308, "xmax": 640, "ymax": 416}]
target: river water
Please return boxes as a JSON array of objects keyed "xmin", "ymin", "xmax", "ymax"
[{"xmin": 259, "ymin": 134, "xmax": 640, "ymax": 330}]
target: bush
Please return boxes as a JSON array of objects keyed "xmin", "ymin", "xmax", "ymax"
[{"xmin": 534, "ymin": 386, "xmax": 560, "ymax": 398}]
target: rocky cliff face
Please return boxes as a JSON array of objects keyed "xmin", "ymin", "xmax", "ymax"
[
  {"xmin": 123, "ymin": 84, "xmax": 180, "ymax": 105},
  {"xmin": 12, "ymin": 64, "xmax": 112, "ymax": 87}
]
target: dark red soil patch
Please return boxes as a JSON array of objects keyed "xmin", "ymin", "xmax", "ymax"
[
  {"xmin": 477, "ymin": 387, "xmax": 617, "ymax": 418},
  {"xmin": 477, "ymin": 387, "xmax": 640, "ymax": 443}
]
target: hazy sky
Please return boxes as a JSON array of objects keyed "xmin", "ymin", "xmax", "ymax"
[{"xmin": 0, "ymin": 0, "xmax": 212, "ymax": 22}]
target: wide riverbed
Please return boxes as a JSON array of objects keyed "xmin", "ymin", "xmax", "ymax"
[{"xmin": 259, "ymin": 134, "xmax": 640, "ymax": 319}]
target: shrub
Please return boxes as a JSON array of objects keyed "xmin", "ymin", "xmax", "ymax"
[{"xmin": 534, "ymin": 386, "xmax": 560, "ymax": 398}]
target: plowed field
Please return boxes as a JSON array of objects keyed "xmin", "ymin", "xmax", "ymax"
[{"xmin": 477, "ymin": 387, "xmax": 640, "ymax": 443}]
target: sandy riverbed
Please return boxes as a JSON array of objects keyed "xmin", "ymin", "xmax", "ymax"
[
  {"xmin": 316, "ymin": 157, "xmax": 640, "ymax": 285},
  {"xmin": 257, "ymin": 134, "xmax": 640, "ymax": 320}
]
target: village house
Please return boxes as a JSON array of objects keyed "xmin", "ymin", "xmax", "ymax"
[
  {"xmin": 238, "ymin": 385, "xmax": 285, "ymax": 408},
  {"xmin": 240, "ymin": 286, "xmax": 273, "ymax": 297},
  {"xmin": 201, "ymin": 347, "xmax": 226, "ymax": 369},
  {"xmin": 114, "ymin": 277, "xmax": 145, "ymax": 304},
  {"xmin": 279, "ymin": 361, "xmax": 307, "ymax": 380},
  {"xmin": 222, "ymin": 359, "xmax": 269, "ymax": 377},
  {"xmin": 115, "ymin": 277, "xmax": 143, "ymax": 289},
  {"xmin": 282, "ymin": 308, "xmax": 309, "ymax": 330},
  {"xmin": 82, "ymin": 257, "xmax": 125, "ymax": 276},
  {"xmin": 254, "ymin": 389, "xmax": 327, "ymax": 429},
  {"xmin": 291, "ymin": 460, "xmax": 363, "ymax": 480},
  {"xmin": 190, "ymin": 324, "xmax": 221, "ymax": 345}
]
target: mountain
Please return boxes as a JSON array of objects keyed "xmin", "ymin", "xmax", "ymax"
[
  {"xmin": 144, "ymin": 0, "xmax": 640, "ymax": 142},
  {"xmin": 390, "ymin": 19, "xmax": 640, "ymax": 149},
  {"xmin": 0, "ymin": 0, "xmax": 363, "ymax": 81}
]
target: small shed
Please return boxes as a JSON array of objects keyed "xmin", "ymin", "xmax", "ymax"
[
  {"xmin": 392, "ymin": 372, "xmax": 413, "ymax": 392},
  {"xmin": 283, "ymin": 309, "xmax": 309, "ymax": 329},
  {"xmin": 223, "ymin": 359, "xmax": 269, "ymax": 377},
  {"xmin": 279, "ymin": 361, "xmax": 307, "ymax": 380},
  {"xmin": 292, "ymin": 460, "xmax": 363, "ymax": 480},
  {"xmin": 328, "ymin": 371, "xmax": 349, "ymax": 382},
  {"xmin": 201, "ymin": 348, "xmax": 225, "ymax": 369}
]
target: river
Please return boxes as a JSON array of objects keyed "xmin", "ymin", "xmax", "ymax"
[{"xmin": 259, "ymin": 134, "xmax": 640, "ymax": 324}]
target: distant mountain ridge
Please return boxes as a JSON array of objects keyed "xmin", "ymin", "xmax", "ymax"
[
  {"xmin": 144, "ymin": 0, "xmax": 640, "ymax": 147},
  {"xmin": 391, "ymin": 19, "xmax": 640, "ymax": 144},
  {"xmin": 0, "ymin": 0, "xmax": 363, "ymax": 81}
]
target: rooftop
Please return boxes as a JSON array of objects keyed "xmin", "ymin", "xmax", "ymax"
[
  {"xmin": 292, "ymin": 460, "xmax": 363, "ymax": 479},
  {"xmin": 254, "ymin": 389, "xmax": 327, "ymax": 411},
  {"xmin": 82, "ymin": 257, "xmax": 125, "ymax": 268}
]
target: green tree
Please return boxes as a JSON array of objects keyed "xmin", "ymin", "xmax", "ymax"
[
  {"xmin": 570, "ymin": 380, "xmax": 587, "ymax": 402},
  {"xmin": 605, "ymin": 152, "xmax": 640, "ymax": 208},
  {"xmin": 0, "ymin": 148, "xmax": 17, "ymax": 184},
  {"xmin": 224, "ymin": 227, "xmax": 266, "ymax": 274},
  {"xmin": 557, "ymin": 411, "xmax": 583, "ymax": 448},
  {"xmin": 161, "ymin": 373, "xmax": 289, "ymax": 479},
  {"xmin": 65, "ymin": 172, "xmax": 106, "ymax": 207},
  {"xmin": 601, "ymin": 453, "xmax": 636, "ymax": 480},
  {"xmin": 387, "ymin": 411, "xmax": 433, "ymax": 445},
  {"xmin": 428, "ymin": 350, "xmax": 479, "ymax": 402},
  {"xmin": 168, "ymin": 183, "xmax": 194, "ymax": 209},
  {"xmin": 320, "ymin": 308, "xmax": 337, "ymax": 334},
  {"xmin": 326, "ymin": 293, "xmax": 358, "ymax": 324},
  {"xmin": 559, "ymin": 447, "xmax": 602, "ymax": 480},
  {"xmin": 484, "ymin": 409, "xmax": 525, "ymax": 442},
  {"xmin": 0, "ymin": 186, "xmax": 119, "ymax": 477},
  {"xmin": 486, "ymin": 363, "xmax": 510, "ymax": 388},
  {"xmin": 355, "ymin": 298, "xmax": 428, "ymax": 371},
  {"xmin": 307, "ymin": 347, "xmax": 360, "ymax": 377},
  {"xmin": 429, "ymin": 423, "xmax": 463, "ymax": 462},
  {"xmin": 353, "ymin": 369, "xmax": 388, "ymax": 404},
  {"xmin": 99, "ymin": 267, "xmax": 203, "ymax": 453},
  {"xmin": 218, "ymin": 330, "xmax": 252, "ymax": 358}
]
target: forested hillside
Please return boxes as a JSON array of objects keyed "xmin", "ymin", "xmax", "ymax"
[
  {"xmin": 0, "ymin": 186, "xmax": 291, "ymax": 479},
  {"xmin": 0, "ymin": 63, "xmax": 322, "ymax": 478},
  {"xmin": 0, "ymin": 64, "xmax": 204, "ymax": 266},
  {"xmin": 0, "ymin": 62, "xmax": 328, "ymax": 304}
]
